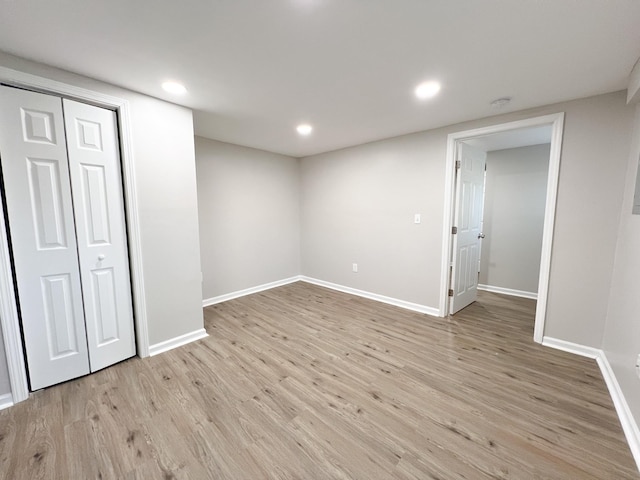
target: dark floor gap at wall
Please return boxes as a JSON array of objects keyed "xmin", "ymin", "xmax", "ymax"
[{"xmin": 0, "ymin": 283, "xmax": 636, "ymax": 478}]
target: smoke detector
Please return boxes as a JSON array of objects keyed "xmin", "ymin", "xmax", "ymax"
[{"xmin": 490, "ymin": 97, "xmax": 512, "ymax": 108}]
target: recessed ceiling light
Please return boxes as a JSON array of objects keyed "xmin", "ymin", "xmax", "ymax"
[
  {"xmin": 415, "ymin": 81, "xmax": 441, "ymax": 99},
  {"xmin": 162, "ymin": 81, "xmax": 187, "ymax": 95},
  {"xmin": 296, "ymin": 124, "xmax": 313, "ymax": 135}
]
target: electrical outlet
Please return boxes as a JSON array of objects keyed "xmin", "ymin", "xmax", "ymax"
[{"xmin": 352, "ymin": 263, "xmax": 358, "ymax": 273}]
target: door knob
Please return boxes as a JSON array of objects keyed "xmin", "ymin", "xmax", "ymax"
[
  {"xmin": 478, "ymin": 233, "xmax": 485, "ymax": 239},
  {"xmin": 98, "ymin": 254, "xmax": 105, "ymax": 261}
]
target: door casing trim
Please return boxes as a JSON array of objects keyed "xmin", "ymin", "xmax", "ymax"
[
  {"xmin": 0, "ymin": 66, "xmax": 150, "ymax": 403},
  {"xmin": 440, "ymin": 112, "xmax": 565, "ymax": 344}
]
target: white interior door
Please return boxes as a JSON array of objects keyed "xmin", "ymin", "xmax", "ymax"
[
  {"xmin": 63, "ymin": 99, "xmax": 135, "ymax": 372},
  {"xmin": 0, "ymin": 86, "xmax": 136, "ymax": 390},
  {"xmin": 0, "ymin": 86, "xmax": 90, "ymax": 390},
  {"xmin": 450, "ymin": 142, "xmax": 486, "ymax": 314}
]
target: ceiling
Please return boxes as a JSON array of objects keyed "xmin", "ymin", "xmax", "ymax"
[
  {"xmin": 1, "ymin": 1, "xmax": 639, "ymax": 158},
  {"xmin": 464, "ymin": 125, "xmax": 552, "ymax": 152}
]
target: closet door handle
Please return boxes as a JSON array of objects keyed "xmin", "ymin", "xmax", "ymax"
[{"xmin": 97, "ymin": 254, "xmax": 106, "ymax": 261}]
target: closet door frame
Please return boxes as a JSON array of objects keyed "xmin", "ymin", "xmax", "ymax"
[{"xmin": 0, "ymin": 66, "xmax": 150, "ymax": 404}]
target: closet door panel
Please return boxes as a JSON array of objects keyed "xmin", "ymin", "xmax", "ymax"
[
  {"xmin": 0, "ymin": 86, "xmax": 90, "ymax": 390},
  {"xmin": 63, "ymin": 99, "xmax": 135, "ymax": 372}
]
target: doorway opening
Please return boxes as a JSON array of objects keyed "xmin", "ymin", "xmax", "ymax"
[{"xmin": 440, "ymin": 113, "xmax": 565, "ymax": 343}]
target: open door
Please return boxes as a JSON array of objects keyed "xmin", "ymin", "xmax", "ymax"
[{"xmin": 450, "ymin": 142, "xmax": 486, "ymax": 314}]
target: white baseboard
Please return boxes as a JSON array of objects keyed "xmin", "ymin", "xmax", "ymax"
[
  {"xmin": 0, "ymin": 393, "xmax": 13, "ymax": 410},
  {"xmin": 149, "ymin": 328, "xmax": 209, "ymax": 357},
  {"xmin": 202, "ymin": 276, "xmax": 301, "ymax": 307},
  {"xmin": 596, "ymin": 353, "xmax": 640, "ymax": 471},
  {"xmin": 202, "ymin": 275, "xmax": 439, "ymax": 317},
  {"xmin": 478, "ymin": 284, "xmax": 538, "ymax": 300},
  {"xmin": 299, "ymin": 276, "xmax": 440, "ymax": 317},
  {"xmin": 543, "ymin": 336, "xmax": 640, "ymax": 472},
  {"xmin": 541, "ymin": 336, "xmax": 600, "ymax": 359}
]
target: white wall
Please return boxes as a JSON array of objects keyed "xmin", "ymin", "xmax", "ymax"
[
  {"xmin": 196, "ymin": 137, "xmax": 300, "ymax": 301},
  {"xmin": 0, "ymin": 50, "xmax": 204, "ymax": 392},
  {"xmin": 125, "ymin": 94, "xmax": 203, "ymax": 345},
  {"xmin": 0, "ymin": 328, "xmax": 9, "ymax": 395},
  {"xmin": 479, "ymin": 144, "xmax": 550, "ymax": 294},
  {"xmin": 602, "ymin": 102, "xmax": 640, "ymax": 431},
  {"xmin": 301, "ymin": 133, "xmax": 444, "ymax": 305},
  {"xmin": 301, "ymin": 91, "xmax": 634, "ymax": 348}
]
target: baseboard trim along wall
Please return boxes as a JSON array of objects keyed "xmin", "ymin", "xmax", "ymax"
[
  {"xmin": 541, "ymin": 336, "xmax": 600, "ymax": 358},
  {"xmin": 0, "ymin": 393, "xmax": 13, "ymax": 411},
  {"xmin": 202, "ymin": 276, "xmax": 301, "ymax": 307},
  {"xmin": 299, "ymin": 276, "xmax": 440, "ymax": 317},
  {"xmin": 149, "ymin": 328, "xmax": 209, "ymax": 357},
  {"xmin": 478, "ymin": 284, "xmax": 538, "ymax": 300},
  {"xmin": 543, "ymin": 336, "xmax": 640, "ymax": 472},
  {"xmin": 597, "ymin": 352, "xmax": 640, "ymax": 471},
  {"xmin": 202, "ymin": 275, "xmax": 440, "ymax": 317}
]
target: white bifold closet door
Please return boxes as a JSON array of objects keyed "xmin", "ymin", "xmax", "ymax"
[{"xmin": 0, "ymin": 85, "xmax": 135, "ymax": 390}]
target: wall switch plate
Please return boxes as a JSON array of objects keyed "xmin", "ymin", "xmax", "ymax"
[
  {"xmin": 352, "ymin": 263, "xmax": 358, "ymax": 273},
  {"xmin": 636, "ymin": 354, "xmax": 640, "ymax": 379},
  {"xmin": 414, "ymin": 214, "xmax": 421, "ymax": 224}
]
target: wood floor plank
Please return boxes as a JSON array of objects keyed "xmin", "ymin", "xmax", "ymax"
[{"xmin": 0, "ymin": 282, "xmax": 637, "ymax": 479}]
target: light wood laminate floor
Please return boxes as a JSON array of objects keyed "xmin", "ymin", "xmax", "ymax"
[{"xmin": 0, "ymin": 282, "xmax": 637, "ymax": 479}]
